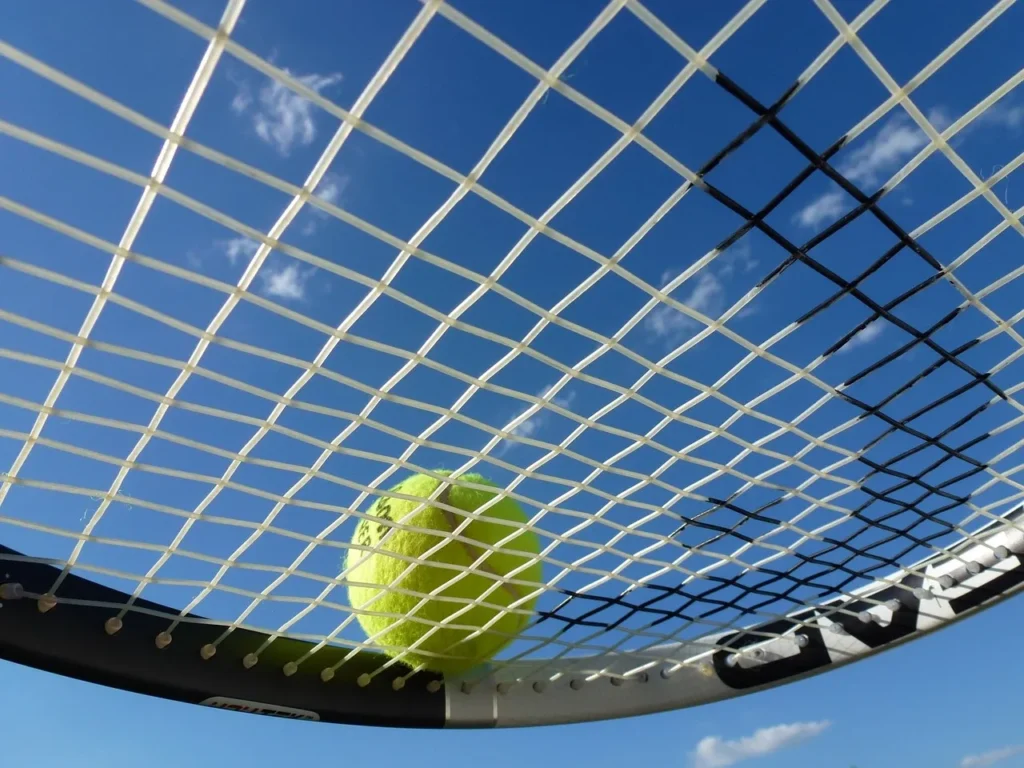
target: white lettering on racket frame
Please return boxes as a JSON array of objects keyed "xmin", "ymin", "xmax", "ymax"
[
  {"xmin": 446, "ymin": 511, "xmax": 1024, "ymax": 727},
  {"xmin": 200, "ymin": 696, "xmax": 320, "ymax": 721}
]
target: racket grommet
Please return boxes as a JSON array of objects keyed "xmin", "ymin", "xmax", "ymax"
[
  {"xmin": 282, "ymin": 662, "xmax": 298, "ymax": 677},
  {"xmin": 794, "ymin": 634, "xmax": 809, "ymax": 648},
  {"xmin": 154, "ymin": 631, "xmax": 172, "ymax": 650},
  {"xmin": 858, "ymin": 611, "xmax": 872, "ymax": 623},
  {"xmin": 967, "ymin": 561, "xmax": 983, "ymax": 575},
  {"xmin": 912, "ymin": 587, "xmax": 932, "ymax": 601},
  {"xmin": 995, "ymin": 546, "xmax": 1011, "ymax": 560},
  {"xmin": 725, "ymin": 653, "xmax": 740, "ymax": 667},
  {"xmin": 358, "ymin": 673, "xmax": 372, "ymax": 688},
  {"xmin": 242, "ymin": 653, "xmax": 258, "ymax": 669},
  {"xmin": 392, "ymin": 677, "xmax": 405, "ymax": 691},
  {"xmin": 939, "ymin": 574, "xmax": 956, "ymax": 589},
  {"xmin": 37, "ymin": 594, "xmax": 57, "ymax": 613},
  {"xmin": 569, "ymin": 678, "xmax": 584, "ymax": 691},
  {"xmin": 886, "ymin": 598, "xmax": 902, "ymax": 612},
  {"xmin": 104, "ymin": 617, "xmax": 122, "ymax": 635},
  {"xmin": 610, "ymin": 675, "xmax": 624, "ymax": 686},
  {"xmin": 496, "ymin": 681, "xmax": 513, "ymax": 695},
  {"xmin": 830, "ymin": 623, "xmax": 845, "ymax": 635},
  {"xmin": 200, "ymin": 644, "xmax": 217, "ymax": 660},
  {"xmin": 460, "ymin": 681, "xmax": 474, "ymax": 694},
  {"xmin": 659, "ymin": 668, "xmax": 673, "ymax": 680},
  {"xmin": 320, "ymin": 668, "xmax": 335, "ymax": 683},
  {"xmin": 426, "ymin": 680, "xmax": 442, "ymax": 693},
  {"xmin": 638, "ymin": 672, "xmax": 649, "ymax": 684},
  {"xmin": 0, "ymin": 582, "xmax": 24, "ymax": 601},
  {"xmin": 532, "ymin": 680, "xmax": 547, "ymax": 693}
]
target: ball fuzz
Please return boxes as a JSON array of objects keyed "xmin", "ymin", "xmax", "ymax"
[{"xmin": 346, "ymin": 472, "xmax": 541, "ymax": 675}]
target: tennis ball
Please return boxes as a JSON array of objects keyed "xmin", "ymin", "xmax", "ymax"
[{"xmin": 346, "ymin": 471, "xmax": 542, "ymax": 675}]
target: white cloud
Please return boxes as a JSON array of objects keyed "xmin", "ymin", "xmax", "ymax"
[
  {"xmin": 301, "ymin": 172, "xmax": 351, "ymax": 235},
  {"xmin": 230, "ymin": 85, "xmax": 252, "ymax": 114},
  {"xmin": 499, "ymin": 385, "xmax": 576, "ymax": 454},
  {"xmin": 794, "ymin": 107, "xmax": 948, "ymax": 229},
  {"xmin": 794, "ymin": 190, "xmax": 846, "ymax": 229},
  {"xmin": 232, "ymin": 70, "xmax": 342, "ymax": 156},
  {"xmin": 645, "ymin": 239, "xmax": 757, "ymax": 345},
  {"xmin": 960, "ymin": 746, "xmax": 1024, "ymax": 768},
  {"xmin": 259, "ymin": 261, "xmax": 315, "ymax": 301},
  {"xmin": 692, "ymin": 721, "xmax": 831, "ymax": 768},
  {"xmin": 315, "ymin": 173, "xmax": 347, "ymax": 207},
  {"xmin": 837, "ymin": 318, "xmax": 885, "ymax": 354},
  {"xmin": 645, "ymin": 270, "xmax": 725, "ymax": 343},
  {"xmin": 220, "ymin": 236, "xmax": 260, "ymax": 265},
  {"xmin": 973, "ymin": 100, "xmax": 1024, "ymax": 133},
  {"xmin": 842, "ymin": 113, "xmax": 940, "ymax": 187},
  {"xmin": 717, "ymin": 239, "xmax": 759, "ymax": 279}
]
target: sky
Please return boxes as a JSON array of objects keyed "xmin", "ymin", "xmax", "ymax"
[{"xmin": 2, "ymin": 0, "xmax": 1024, "ymax": 766}]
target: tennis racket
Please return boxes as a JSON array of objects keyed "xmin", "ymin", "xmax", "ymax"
[{"xmin": 2, "ymin": 0, "xmax": 1024, "ymax": 728}]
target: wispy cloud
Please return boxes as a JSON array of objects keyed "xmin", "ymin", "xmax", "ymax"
[
  {"xmin": 794, "ymin": 190, "xmax": 845, "ymax": 229},
  {"xmin": 960, "ymin": 746, "xmax": 1024, "ymax": 768},
  {"xmin": 498, "ymin": 385, "xmax": 576, "ymax": 454},
  {"xmin": 645, "ymin": 240, "xmax": 757, "ymax": 345},
  {"xmin": 232, "ymin": 70, "xmax": 342, "ymax": 156},
  {"xmin": 973, "ymin": 100, "xmax": 1024, "ymax": 133},
  {"xmin": 716, "ymin": 239, "xmax": 759, "ymax": 279},
  {"xmin": 793, "ymin": 107, "xmax": 949, "ymax": 229},
  {"xmin": 315, "ymin": 173, "xmax": 347, "ymax": 207},
  {"xmin": 645, "ymin": 270, "xmax": 724, "ymax": 342},
  {"xmin": 843, "ymin": 108, "xmax": 950, "ymax": 187},
  {"xmin": 259, "ymin": 261, "xmax": 316, "ymax": 301},
  {"xmin": 692, "ymin": 721, "xmax": 831, "ymax": 768},
  {"xmin": 837, "ymin": 318, "xmax": 885, "ymax": 354},
  {"xmin": 220, "ymin": 236, "xmax": 260, "ymax": 265},
  {"xmin": 302, "ymin": 172, "xmax": 351, "ymax": 235}
]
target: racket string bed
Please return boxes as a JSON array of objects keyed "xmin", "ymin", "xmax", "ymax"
[{"xmin": 1, "ymin": 0, "xmax": 1023, "ymax": 727}]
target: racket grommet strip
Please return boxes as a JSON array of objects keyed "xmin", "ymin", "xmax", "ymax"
[
  {"xmin": 37, "ymin": 594, "xmax": 57, "ymax": 613},
  {"xmin": 0, "ymin": 582, "xmax": 24, "ymax": 601}
]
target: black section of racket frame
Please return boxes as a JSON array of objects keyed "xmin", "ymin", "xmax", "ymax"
[{"xmin": 0, "ymin": 545, "xmax": 447, "ymax": 728}]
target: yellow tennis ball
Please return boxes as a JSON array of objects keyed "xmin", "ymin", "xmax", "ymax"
[{"xmin": 346, "ymin": 471, "xmax": 542, "ymax": 675}]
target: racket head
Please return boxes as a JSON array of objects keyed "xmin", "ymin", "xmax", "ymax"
[{"xmin": 2, "ymin": 0, "xmax": 1024, "ymax": 729}]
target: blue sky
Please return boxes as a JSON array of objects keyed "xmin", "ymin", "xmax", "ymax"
[{"xmin": 2, "ymin": 0, "xmax": 1024, "ymax": 766}]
